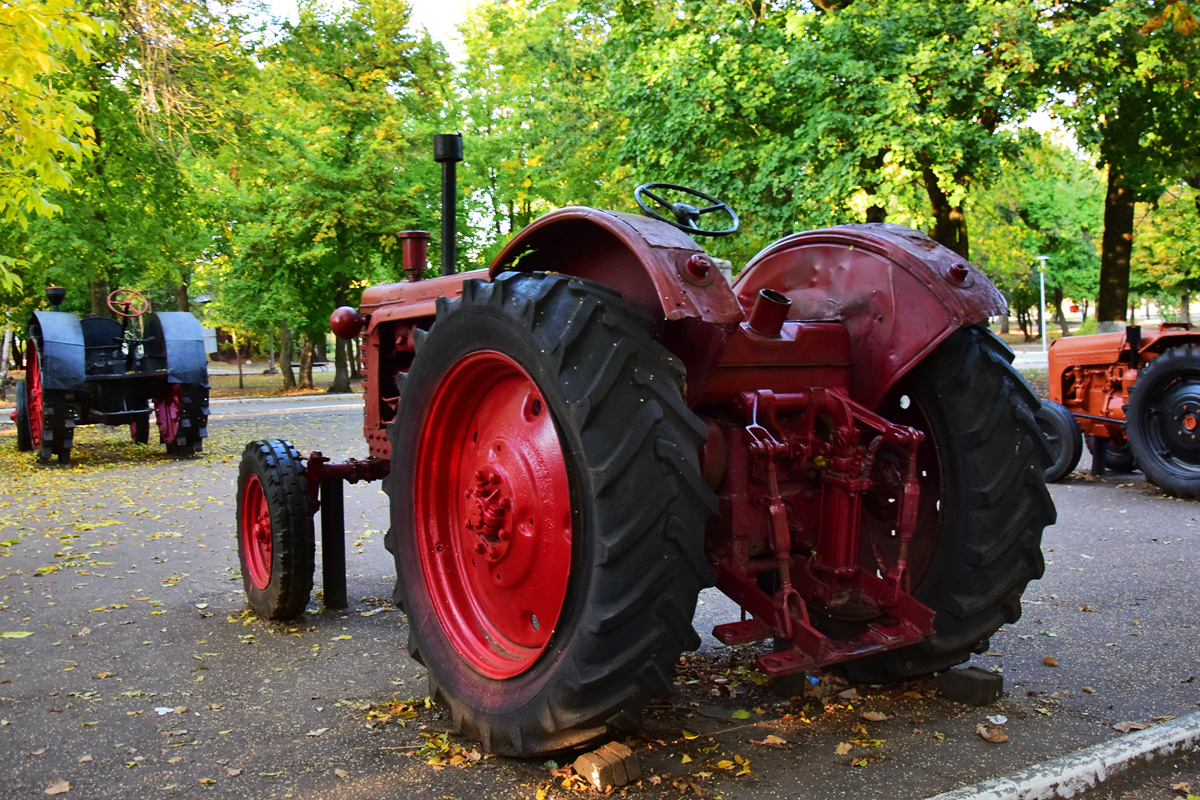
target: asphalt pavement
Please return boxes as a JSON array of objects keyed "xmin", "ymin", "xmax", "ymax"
[{"xmin": 0, "ymin": 392, "xmax": 1197, "ymax": 799}]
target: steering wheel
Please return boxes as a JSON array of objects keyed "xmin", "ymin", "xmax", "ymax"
[
  {"xmin": 634, "ymin": 183, "xmax": 739, "ymax": 237},
  {"xmin": 107, "ymin": 288, "xmax": 150, "ymax": 318}
]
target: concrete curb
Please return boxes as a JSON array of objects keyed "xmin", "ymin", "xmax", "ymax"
[{"xmin": 926, "ymin": 711, "xmax": 1200, "ymax": 800}]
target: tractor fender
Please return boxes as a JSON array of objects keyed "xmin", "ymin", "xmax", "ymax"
[
  {"xmin": 144, "ymin": 312, "xmax": 209, "ymax": 385},
  {"xmin": 735, "ymin": 223, "xmax": 1006, "ymax": 408},
  {"xmin": 30, "ymin": 311, "xmax": 85, "ymax": 391},
  {"xmin": 488, "ymin": 207, "xmax": 743, "ymax": 327}
]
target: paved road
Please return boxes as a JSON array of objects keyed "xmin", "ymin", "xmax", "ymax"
[{"xmin": 0, "ymin": 397, "xmax": 1196, "ymax": 799}]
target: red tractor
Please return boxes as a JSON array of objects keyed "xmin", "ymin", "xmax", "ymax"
[
  {"xmin": 1040, "ymin": 323, "xmax": 1200, "ymax": 497},
  {"xmin": 236, "ymin": 138, "xmax": 1054, "ymax": 756}
]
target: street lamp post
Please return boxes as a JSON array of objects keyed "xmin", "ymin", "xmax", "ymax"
[{"xmin": 1036, "ymin": 256, "xmax": 1050, "ymax": 352}]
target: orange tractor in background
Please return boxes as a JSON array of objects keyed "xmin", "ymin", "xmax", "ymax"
[
  {"xmin": 235, "ymin": 135, "xmax": 1055, "ymax": 756},
  {"xmin": 1040, "ymin": 322, "xmax": 1200, "ymax": 498}
]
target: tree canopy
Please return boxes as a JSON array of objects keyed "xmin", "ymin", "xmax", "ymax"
[{"xmin": 6, "ymin": 0, "xmax": 1200, "ymax": 384}]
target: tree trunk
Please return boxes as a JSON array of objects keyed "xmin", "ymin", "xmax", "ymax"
[
  {"xmin": 921, "ymin": 165, "xmax": 969, "ymax": 259},
  {"xmin": 1016, "ymin": 307, "xmax": 1031, "ymax": 342},
  {"xmin": 1096, "ymin": 162, "xmax": 1135, "ymax": 331},
  {"xmin": 329, "ymin": 289, "xmax": 352, "ymax": 393},
  {"xmin": 349, "ymin": 336, "xmax": 363, "ymax": 380},
  {"xmin": 0, "ymin": 325, "xmax": 11, "ymax": 400},
  {"xmin": 280, "ymin": 324, "xmax": 296, "ymax": 391},
  {"xmin": 90, "ymin": 280, "xmax": 111, "ymax": 318},
  {"xmin": 329, "ymin": 336, "xmax": 352, "ymax": 393},
  {"xmin": 176, "ymin": 283, "xmax": 189, "ymax": 312},
  {"xmin": 299, "ymin": 335, "xmax": 314, "ymax": 390},
  {"xmin": 232, "ymin": 330, "xmax": 245, "ymax": 391},
  {"xmin": 265, "ymin": 329, "xmax": 277, "ymax": 374},
  {"xmin": 999, "ymin": 313, "xmax": 1010, "ymax": 335},
  {"xmin": 1081, "ymin": 298, "xmax": 1089, "ymax": 323},
  {"xmin": 1183, "ymin": 293, "xmax": 1192, "ymax": 325},
  {"xmin": 1053, "ymin": 285, "xmax": 1070, "ymax": 336},
  {"xmin": 314, "ymin": 335, "xmax": 327, "ymax": 364}
]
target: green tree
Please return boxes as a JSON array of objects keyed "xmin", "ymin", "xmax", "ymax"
[
  {"xmin": 224, "ymin": 0, "xmax": 450, "ymax": 391},
  {"xmin": 1049, "ymin": 0, "xmax": 1200, "ymax": 329},
  {"xmin": 973, "ymin": 132, "xmax": 1104, "ymax": 337},
  {"xmin": 8, "ymin": 0, "xmax": 256, "ymax": 316},
  {"xmin": 0, "ymin": 0, "xmax": 107, "ymax": 289},
  {"xmin": 1133, "ymin": 183, "xmax": 1200, "ymax": 321},
  {"xmin": 456, "ymin": 0, "xmax": 626, "ymax": 263}
]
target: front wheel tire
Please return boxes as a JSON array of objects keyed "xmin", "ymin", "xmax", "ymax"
[
  {"xmin": 389, "ymin": 272, "xmax": 715, "ymax": 756},
  {"xmin": 14, "ymin": 379, "xmax": 32, "ymax": 451},
  {"xmin": 1035, "ymin": 400, "xmax": 1082, "ymax": 482},
  {"xmin": 236, "ymin": 439, "xmax": 316, "ymax": 619}
]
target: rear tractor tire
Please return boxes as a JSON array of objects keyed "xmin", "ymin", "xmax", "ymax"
[
  {"xmin": 27, "ymin": 338, "xmax": 75, "ymax": 465},
  {"xmin": 838, "ymin": 327, "xmax": 1055, "ymax": 684},
  {"xmin": 1126, "ymin": 345, "xmax": 1200, "ymax": 499},
  {"xmin": 389, "ymin": 271, "xmax": 716, "ymax": 756},
  {"xmin": 157, "ymin": 382, "xmax": 209, "ymax": 456},
  {"xmin": 1035, "ymin": 400, "xmax": 1083, "ymax": 482},
  {"xmin": 236, "ymin": 439, "xmax": 316, "ymax": 619}
]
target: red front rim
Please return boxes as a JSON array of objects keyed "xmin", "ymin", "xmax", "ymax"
[
  {"xmin": 240, "ymin": 474, "xmax": 273, "ymax": 590},
  {"xmin": 156, "ymin": 384, "xmax": 182, "ymax": 442},
  {"xmin": 28, "ymin": 340, "xmax": 44, "ymax": 449},
  {"xmin": 415, "ymin": 352, "xmax": 573, "ymax": 679}
]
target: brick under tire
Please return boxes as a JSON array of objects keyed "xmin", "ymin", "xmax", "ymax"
[
  {"xmin": 1125, "ymin": 344, "xmax": 1200, "ymax": 499},
  {"xmin": 839, "ymin": 327, "xmax": 1055, "ymax": 684},
  {"xmin": 236, "ymin": 439, "xmax": 315, "ymax": 619},
  {"xmin": 388, "ymin": 271, "xmax": 716, "ymax": 756}
]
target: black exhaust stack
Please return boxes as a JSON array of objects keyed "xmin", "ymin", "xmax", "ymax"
[
  {"xmin": 434, "ymin": 133, "xmax": 464, "ymax": 277},
  {"xmin": 1127, "ymin": 325, "xmax": 1142, "ymax": 370}
]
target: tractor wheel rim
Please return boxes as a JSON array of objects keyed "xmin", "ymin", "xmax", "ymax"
[
  {"xmin": 1154, "ymin": 376, "xmax": 1200, "ymax": 465},
  {"xmin": 28, "ymin": 340, "xmax": 44, "ymax": 449},
  {"xmin": 156, "ymin": 384, "xmax": 182, "ymax": 442},
  {"xmin": 415, "ymin": 351, "xmax": 573, "ymax": 679},
  {"xmin": 241, "ymin": 474, "xmax": 273, "ymax": 590}
]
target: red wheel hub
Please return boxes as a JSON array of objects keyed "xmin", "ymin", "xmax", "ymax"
[
  {"xmin": 156, "ymin": 384, "xmax": 182, "ymax": 442},
  {"xmin": 28, "ymin": 340, "xmax": 44, "ymax": 449},
  {"xmin": 240, "ymin": 474, "xmax": 273, "ymax": 590},
  {"xmin": 415, "ymin": 352, "xmax": 573, "ymax": 679}
]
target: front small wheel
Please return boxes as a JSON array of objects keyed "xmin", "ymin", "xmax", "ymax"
[
  {"xmin": 1126, "ymin": 345, "xmax": 1200, "ymax": 498},
  {"xmin": 14, "ymin": 379, "xmax": 32, "ymax": 451},
  {"xmin": 1035, "ymin": 400, "xmax": 1082, "ymax": 482},
  {"xmin": 236, "ymin": 439, "xmax": 315, "ymax": 619}
]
